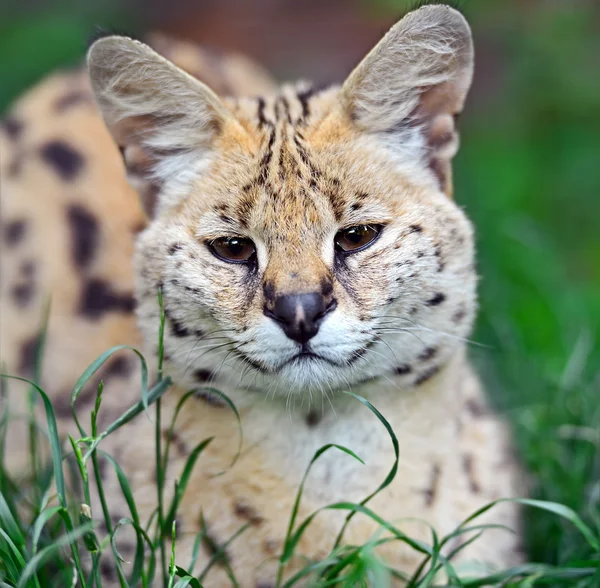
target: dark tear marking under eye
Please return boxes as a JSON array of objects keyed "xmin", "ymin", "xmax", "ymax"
[
  {"xmin": 422, "ymin": 463, "xmax": 441, "ymax": 507},
  {"xmin": 320, "ymin": 278, "xmax": 333, "ymax": 297},
  {"xmin": 333, "ymin": 256, "xmax": 361, "ymax": 305},
  {"xmin": 414, "ymin": 365, "xmax": 440, "ymax": 386},
  {"xmin": 395, "ymin": 364, "xmax": 412, "ymax": 375},
  {"xmin": 55, "ymin": 90, "xmax": 91, "ymax": 112},
  {"xmin": 426, "ymin": 292, "xmax": 446, "ymax": 306},
  {"xmin": 462, "ymin": 454, "xmax": 481, "ymax": 493},
  {"xmin": 2, "ymin": 116, "xmax": 24, "ymax": 140},
  {"xmin": 39, "ymin": 140, "xmax": 84, "ymax": 181},
  {"xmin": 418, "ymin": 347, "xmax": 438, "ymax": 361},
  {"xmin": 67, "ymin": 204, "xmax": 99, "ymax": 270},
  {"xmin": 79, "ymin": 279, "xmax": 135, "ymax": 319},
  {"xmin": 3, "ymin": 219, "xmax": 27, "ymax": 247},
  {"xmin": 19, "ymin": 331, "xmax": 43, "ymax": 375},
  {"xmin": 263, "ymin": 281, "xmax": 276, "ymax": 303}
]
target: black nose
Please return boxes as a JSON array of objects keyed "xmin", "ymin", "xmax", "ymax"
[{"xmin": 266, "ymin": 293, "xmax": 337, "ymax": 344}]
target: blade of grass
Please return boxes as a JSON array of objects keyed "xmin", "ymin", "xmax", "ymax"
[{"xmin": 163, "ymin": 437, "xmax": 214, "ymax": 533}]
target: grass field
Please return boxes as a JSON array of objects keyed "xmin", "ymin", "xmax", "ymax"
[{"xmin": 1, "ymin": 0, "xmax": 599, "ymax": 585}]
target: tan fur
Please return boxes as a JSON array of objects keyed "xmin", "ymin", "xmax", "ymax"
[{"xmin": 1, "ymin": 8, "xmax": 523, "ymax": 586}]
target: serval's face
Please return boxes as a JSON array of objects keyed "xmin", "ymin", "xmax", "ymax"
[{"xmin": 89, "ymin": 5, "xmax": 476, "ymax": 395}]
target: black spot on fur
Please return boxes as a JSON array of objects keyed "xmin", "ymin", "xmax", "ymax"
[
  {"xmin": 105, "ymin": 356, "xmax": 132, "ymax": 378},
  {"xmin": 163, "ymin": 429, "xmax": 188, "ymax": 456},
  {"xmin": 426, "ymin": 292, "xmax": 446, "ymax": 306},
  {"xmin": 234, "ymin": 501, "xmax": 264, "ymax": 525},
  {"xmin": 452, "ymin": 308, "xmax": 466, "ymax": 323},
  {"xmin": 3, "ymin": 219, "xmax": 27, "ymax": 246},
  {"xmin": 465, "ymin": 398, "xmax": 487, "ymax": 418},
  {"xmin": 55, "ymin": 90, "xmax": 90, "ymax": 112},
  {"xmin": 11, "ymin": 282, "xmax": 35, "ymax": 307},
  {"xmin": 51, "ymin": 390, "xmax": 74, "ymax": 419},
  {"xmin": 433, "ymin": 244, "xmax": 445, "ymax": 272},
  {"xmin": 233, "ymin": 349, "xmax": 270, "ymax": 373},
  {"xmin": 395, "ymin": 364, "xmax": 412, "ymax": 375},
  {"xmin": 164, "ymin": 309, "xmax": 189, "ymax": 337},
  {"xmin": 19, "ymin": 332, "xmax": 43, "ymax": 375},
  {"xmin": 20, "ymin": 260, "xmax": 35, "ymax": 277},
  {"xmin": 414, "ymin": 365, "xmax": 440, "ymax": 386},
  {"xmin": 79, "ymin": 279, "xmax": 135, "ymax": 319},
  {"xmin": 194, "ymin": 369, "xmax": 214, "ymax": 383},
  {"xmin": 422, "ymin": 463, "xmax": 441, "ymax": 506},
  {"xmin": 99, "ymin": 559, "xmax": 117, "ymax": 581},
  {"xmin": 195, "ymin": 388, "xmax": 225, "ymax": 407},
  {"xmin": 67, "ymin": 204, "xmax": 99, "ymax": 270},
  {"xmin": 39, "ymin": 140, "xmax": 84, "ymax": 180},
  {"xmin": 2, "ymin": 116, "xmax": 23, "ymax": 140},
  {"xmin": 306, "ymin": 410, "xmax": 320, "ymax": 427},
  {"xmin": 462, "ymin": 454, "xmax": 481, "ymax": 493},
  {"xmin": 418, "ymin": 347, "xmax": 438, "ymax": 361},
  {"xmin": 409, "ymin": 224, "xmax": 423, "ymax": 234},
  {"xmin": 201, "ymin": 520, "xmax": 230, "ymax": 565},
  {"xmin": 168, "ymin": 243, "xmax": 181, "ymax": 256}
]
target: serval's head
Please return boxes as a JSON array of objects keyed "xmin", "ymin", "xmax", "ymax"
[{"xmin": 88, "ymin": 5, "xmax": 477, "ymax": 397}]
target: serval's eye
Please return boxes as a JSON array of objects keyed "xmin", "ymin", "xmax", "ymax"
[
  {"xmin": 334, "ymin": 225, "xmax": 382, "ymax": 254},
  {"xmin": 208, "ymin": 237, "xmax": 256, "ymax": 264}
]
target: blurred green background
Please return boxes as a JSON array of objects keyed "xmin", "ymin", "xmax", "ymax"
[{"xmin": 1, "ymin": 0, "xmax": 599, "ymax": 569}]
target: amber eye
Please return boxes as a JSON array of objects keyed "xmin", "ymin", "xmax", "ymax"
[
  {"xmin": 334, "ymin": 225, "xmax": 382, "ymax": 253},
  {"xmin": 208, "ymin": 237, "xmax": 256, "ymax": 263}
]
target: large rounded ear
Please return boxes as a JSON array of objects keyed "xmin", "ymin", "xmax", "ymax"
[
  {"xmin": 88, "ymin": 36, "xmax": 236, "ymax": 216},
  {"xmin": 340, "ymin": 5, "xmax": 474, "ymax": 197}
]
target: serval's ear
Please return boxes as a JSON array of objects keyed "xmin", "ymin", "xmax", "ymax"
[
  {"xmin": 340, "ymin": 5, "xmax": 474, "ymax": 197},
  {"xmin": 88, "ymin": 36, "xmax": 238, "ymax": 216}
]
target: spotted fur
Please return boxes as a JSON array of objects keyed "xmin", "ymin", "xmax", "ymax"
[{"xmin": 1, "ymin": 6, "xmax": 523, "ymax": 586}]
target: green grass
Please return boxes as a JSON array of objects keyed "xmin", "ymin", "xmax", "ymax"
[{"xmin": 1, "ymin": 294, "xmax": 599, "ymax": 586}]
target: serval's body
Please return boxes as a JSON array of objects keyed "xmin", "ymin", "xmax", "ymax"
[{"xmin": 1, "ymin": 6, "xmax": 523, "ymax": 585}]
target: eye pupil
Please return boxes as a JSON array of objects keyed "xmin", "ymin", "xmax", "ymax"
[
  {"xmin": 334, "ymin": 225, "xmax": 381, "ymax": 253},
  {"xmin": 228, "ymin": 239, "xmax": 243, "ymax": 254},
  {"xmin": 209, "ymin": 237, "xmax": 256, "ymax": 263}
]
